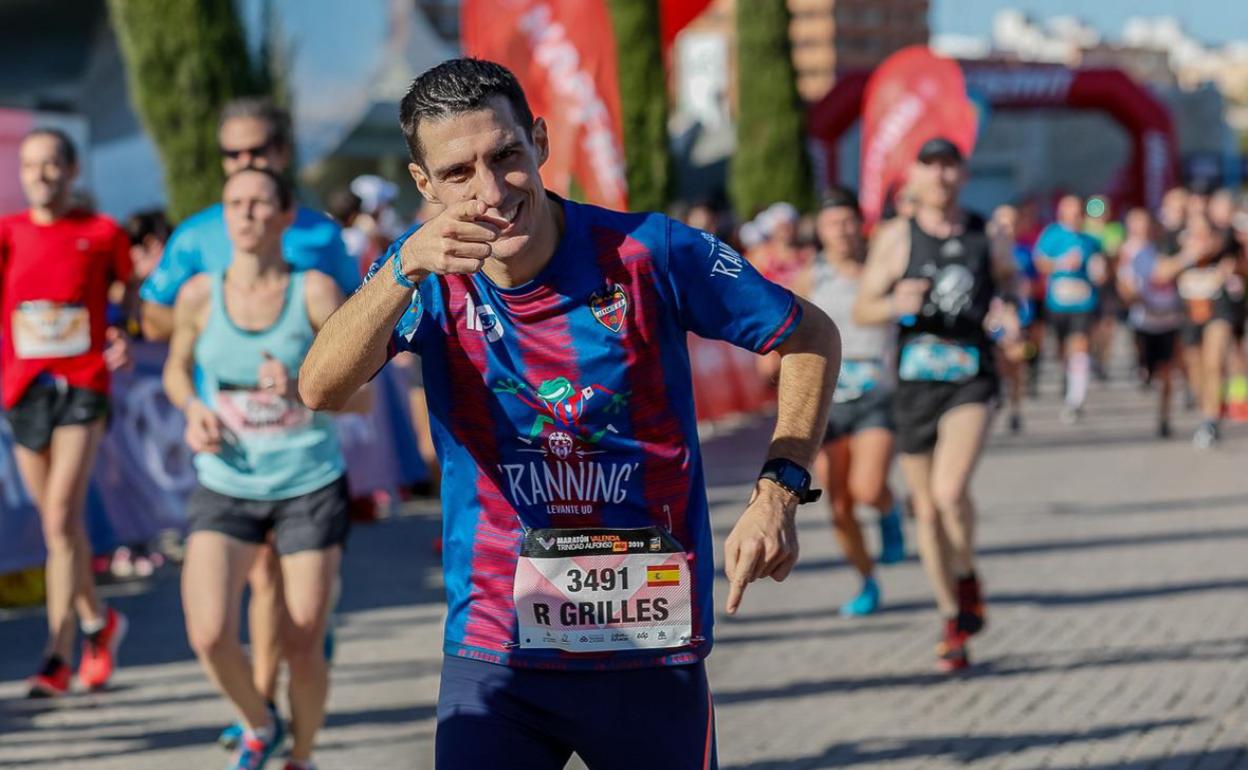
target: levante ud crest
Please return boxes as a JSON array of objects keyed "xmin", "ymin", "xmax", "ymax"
[{"xmin": 589, "ymin": 283, "xmax": 628, "ymax": 333}]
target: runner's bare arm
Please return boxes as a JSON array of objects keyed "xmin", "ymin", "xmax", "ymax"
[
  {"xmin": 723, "ymin": 298, "xmax": 841, "ymax": 615},
  {"xmin": 852, "ymin": 219, "xmax": 911, "ymax": 325},
  {"xmin": 301, "ymin": 270, "xmax": 372, "ymax": 415},
  {"xmin": 140, "ymin": 301, "xmax": 174, "ymax": 341},
  {"xmin": 162, "ymin": 276, "xmax": 222, "ymax": 454},
  {"xmin": 300, "ymin": 200, "xmax": 502, "ymax": 410}
]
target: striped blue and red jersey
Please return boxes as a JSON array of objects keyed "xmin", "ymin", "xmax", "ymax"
[{"xmin": 368, "ymin": 196, "xmax": 800, "ymax": 670}]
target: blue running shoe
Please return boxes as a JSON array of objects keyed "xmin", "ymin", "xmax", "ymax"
[
  {"xmin": 840, "ymin": 577, "xmax": 880, "ymax": 617},
  {"xmin": 218, "ymin": 720, "xmax": 244, "ymax": 751},
  {"xmin": 878, "ymin": 506, "xmax": 906, "ymax": 564},
  {"xmin": 220, "ymin": 702, "xmax": 278, "ymax": 752},
  {"xmin": 226, "ymin": 704, "xmax": 284, "ymax": 768}
]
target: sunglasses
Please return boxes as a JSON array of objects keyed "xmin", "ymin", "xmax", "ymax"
[{"xmin": 219, "ymin": 139, "xmax": 276, "ymax": 160}]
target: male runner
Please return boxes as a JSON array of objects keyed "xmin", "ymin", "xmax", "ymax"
[
  {"xmin": 299, "ymin": 59, "xmax": 840, "ymax": 768},
  {"xmin": 164, "ymin": 168, "xmax": 365, "ymax": 770},
  {"xmin": 1117, "ymin": 207, "xmax": 1182, "ymax": 437},
  {"xmin": 989, "ymin": 204, "xmax": 1036, "ymax": 434},
  {"xmin": 797, "ymin": 188, "xmax": 904, "ymax": 616},
  {"xmin": 1034, "ymin": 195, "xmax": 1105, "ymax": 423},
  {"xmin": 140, "ymin": 97, "xmax": 359, "ymax": 748},
  {"xmin": 1159, "ymin": 213, "xmax": 1246, "ymax": 448},
  {"xmin": 854, "ymin": 137, "xmax": 1015, "ymax": 671},
  {"xmin": 1, "ymin": 129, "xmax": 131, "ymax": 696}
]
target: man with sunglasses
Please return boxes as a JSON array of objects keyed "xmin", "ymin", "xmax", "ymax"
[{"xmin": 139, "ymin": 97, "xmax": 358, "ymax": 752}]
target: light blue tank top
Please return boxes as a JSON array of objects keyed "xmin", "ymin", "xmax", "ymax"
[{"xmin": 193, "ymin": 270, "xmax": 344, "ymax": 500}]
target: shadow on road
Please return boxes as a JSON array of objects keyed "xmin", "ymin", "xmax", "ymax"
[{"xmin": 722, "ymin": 719, "xmax": 1199, "ymax": 769}]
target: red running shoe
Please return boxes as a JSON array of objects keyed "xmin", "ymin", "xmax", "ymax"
[
  {"xmin": 936, "ymin": 618, "xmax": 969, "ymax": 672},
  {"xmin": 27, "ymin": 657, "xmax": 71, "ymax": 698},
  {"xmin": 956, "ymin": 573, "xmax": 986, "ymax": 636},
  {"xmin": 78, "ymin": 607, "xmax": 128, "ymax": 691}
]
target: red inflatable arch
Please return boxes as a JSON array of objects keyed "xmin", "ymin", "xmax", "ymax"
[{"xmin": 808, "ymin": 61, "xmax": 1180, "ymax": 211}]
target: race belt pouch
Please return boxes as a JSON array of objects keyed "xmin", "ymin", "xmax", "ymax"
[
  {"xmin": 898, "ymin": 335, "xmax": 980, "ymax": 383},
  {"xmin": 513, "ymin": 526, "xmax": 693, "ymax": 653},
  {"xmin": 834, "ymin": 359, "xmax": 883, "ymax": 403},
  {"xmin": 215, "ymin": 384, "xmax": 312, "ymax": 438},
  {"xmin": 12, "ymin": 301, "xmax": 90, "ymax": 359}
]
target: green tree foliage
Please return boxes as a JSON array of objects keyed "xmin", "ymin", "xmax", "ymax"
[
  {"xmin": 107, "ymin": 0, "xmax": 281, "ymax": 219},
  {"xmin": 607, "ymin": 0, "xmax": 671, "ymax": 212},
  {"xmin": 729, "ymin": 0, "xmax": 813, "ymax": 218}
]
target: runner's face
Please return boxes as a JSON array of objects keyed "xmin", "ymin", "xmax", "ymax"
[
  {"xmin": 223, "ymin": 171, "xmax": 292, "ymax": 253},
  {"xmin": 816, "ymin": 206, "xmax": 860, "ymax": 262},
  {"xmin": 1125, "ymin": 209, "xmax": 1151, "ymax": 241},
  {"xmin": 218, "ymin": 117, "xmax": 288, "ymax": 175},
  {"xmin": 991, "ymin": 206, "xmax": 1017, "ymax": 239},
  {"xmin": 911, "ymin": 158, "xmax": 962, "ymax": 209},
  {"xmin": 1057, "ymin": 196, "xmax": 1083, "ymax": 229},
  {"xmin": 411, "ymin": 98, "xmax": 550, "ymax": 263},
  {"xmin": 18, "ymin": 135, "xmax": 75, "ymax": 209}
]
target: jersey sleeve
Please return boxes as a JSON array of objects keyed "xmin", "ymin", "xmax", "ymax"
[
  {"xmin": 139, "ymin": 223, "xmax": 200, "ymax": 305},
  {"xmin": 662, "ymin": 219, "xmax": 801, "ymax": 354}
]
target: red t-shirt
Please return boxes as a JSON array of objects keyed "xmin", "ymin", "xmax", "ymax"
[{"xmin": 0, "ymin": 210, "xmax": 132, "ymax": 408}]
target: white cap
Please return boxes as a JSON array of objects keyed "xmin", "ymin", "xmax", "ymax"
[{"xmin": 349, "ymin": 175, "xmax": 399, "ymax": 215}]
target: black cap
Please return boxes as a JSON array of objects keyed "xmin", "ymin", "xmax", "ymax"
[{"xmin": 917, "ymin": 137, "xmax": 963, "ymax": 164}]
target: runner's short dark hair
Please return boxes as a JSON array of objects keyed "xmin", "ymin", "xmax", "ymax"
[
  {"xmin": 225, "ymin": 166, "xmax": 293, "ymax": 211},
  {"xmin": 23, "ymin": 127, "xmax": 77, "ymax": 166},
  {"xmin": 125, "ymin": 209, "xmax": 173, "ymax": 246},
  {"xmin": 819, "ymin": 186, "xmax": 861, "ymax": 217},
  {"xmin": 219, "ymin": 97, "xmax": 292, "ymax": 149},
  {"xmin": 400, "ymin": 58, "xmax": 535, "ymax": 166}
]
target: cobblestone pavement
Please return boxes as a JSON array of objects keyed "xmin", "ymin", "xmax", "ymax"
[{"xmin": 2, "ymin": 370, "xmax": 1247, "ymax": 769}]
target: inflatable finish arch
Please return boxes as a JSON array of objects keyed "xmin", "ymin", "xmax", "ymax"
[{"xmin": 808, "ymin": 62, "xmax": 1180, "ymax": 211}]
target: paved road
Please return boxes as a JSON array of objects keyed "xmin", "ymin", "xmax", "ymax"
[{"xmin": 2, "ymin": 367, "xmax": 1247, "ymax": 769}]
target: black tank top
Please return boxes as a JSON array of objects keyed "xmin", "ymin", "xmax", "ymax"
[{"xmin": 898, "ymin": 213, "xmax": 995, "ymax": 359}]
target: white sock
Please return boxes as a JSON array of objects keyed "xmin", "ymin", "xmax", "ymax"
[
  {"xmin": 246, "ymin": 721, "xmax": 275, "ymax": 743},
  {"xmin": 1066, "ymin": 352, "xmax": 1090, "ymax": 408},
  {"xmin": 80, "ymin": 609, "xmax": 107, "ymax": 635}
]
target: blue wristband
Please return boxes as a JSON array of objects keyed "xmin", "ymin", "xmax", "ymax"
[{"xmin": 391, "ymin": 250, "xmax": 417, "ymax": 289}]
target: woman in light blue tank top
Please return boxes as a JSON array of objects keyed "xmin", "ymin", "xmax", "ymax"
[
  {"xmin": 162, "ymin": 167, "xmax": 364, "ymax": 770},
  {"xmin": 797, "ymin": 190, "xmax": 906, "ymax": 619},
  {"xmin": 193, "ymin": 268, "xmax": 345, "ymax": 500}
]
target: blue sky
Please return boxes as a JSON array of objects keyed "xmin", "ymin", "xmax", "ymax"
[{"xmin": 931, "ymin": 0, "xmax": 1248, "ymax": 46}]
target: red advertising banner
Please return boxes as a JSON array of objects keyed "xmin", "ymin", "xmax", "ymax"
[
  {"xmin": 462, "ymin": 0, "xmax": 629, "ymax": 210},
  {"xmin": 859, "ymin": 46, "xmax": 978, "ymax": 226}
]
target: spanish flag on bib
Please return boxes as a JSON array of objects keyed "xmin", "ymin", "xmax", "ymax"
[{"xmin": 647, "ymin": 565, "xmax": 681, "ymax": 587}]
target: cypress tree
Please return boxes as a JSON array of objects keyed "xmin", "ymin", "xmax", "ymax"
[
  {"xmin": 107, "ymin": 0, "xmax": 266, "ymax": 220},
  {"xmin": 729, "ymin": 0, "xmax": 813, "ymax": 218},
  {"xmin": 607, "ymin": 0, "xmax": 672, "ymax": 212}
]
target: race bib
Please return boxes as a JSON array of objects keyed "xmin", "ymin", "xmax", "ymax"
[
  {"xmin": 514, "ymin": 526, "xmax": 693, "ymax": 653},
  {"xmin": 898, "ymin": 336, "xmax": 980, "ymax": 383},
  {"xmin": 215, "ymin": 386, "xmax": 312, "ymax": 437},
  {"xmin": 834, "ymin": 360, "xmax": 883, "ymax": 403},
  {"xmin": 1050, "ymin": 277, "xmax": 1092, "ymax": 307},
  {"xmin": 11, "ymin": 302, "xmax": 90, "ymax": 359},
  {"xmin": 1178, "ymin": 269, "xmax": 1221, "ymax": 324}
]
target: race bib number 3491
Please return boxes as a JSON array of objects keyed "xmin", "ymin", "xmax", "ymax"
[{"xmin": 514, "ymin": 526, "xmax": 693, "ymax": 653}]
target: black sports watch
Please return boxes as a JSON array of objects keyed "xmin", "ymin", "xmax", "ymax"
[{"xmin": 758, "ymin": 458, "xmax": 822, "ymax": 504}]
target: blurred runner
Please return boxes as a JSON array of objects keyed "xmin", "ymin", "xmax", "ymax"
[
  {"xmin": 1117, "ymin": 207, "xmax": 1183, "ymax": 437},
  {"xmin": 1, "ymin": 129, "xmax": 132, "ymax": 696},
  {"xmin": 989, "ymin": 204, "xmax": 1036, "ymax": 433},
  {"xmin": 797, "ymin": 188, "xmax": 904, "ymax": 617},
  {"xmin": 1163, "ymin": 213, "xmax": 1245, "ymax": 448},
  {"xmin": 139, "ymin": 98, "xmax": 359, "ymax": 749},
  {"xmin": 1083, "ymin": 195, "xmax": 1124, "ymax": 381},
  {"xmin": 1228, "ymin": 207, "xmax": 1248, "ymax": 421},
  {"xmin": 749, "ymin": 201, "xmax": 813, "ymax": 289},
  {"xmin": 164, "ymin": 168, "xmax": 367, "ymax": 770},
  {"xmin": 854, "ymin": 138, "xmax": 1014, "ymax": 672},
  {"xmin": 1034, "ymin": 195, "xmax": 1105, "ymax": 424},
  {"xmin": 298, "ymin": 59, "xmax": 840, "ymax": 769}
]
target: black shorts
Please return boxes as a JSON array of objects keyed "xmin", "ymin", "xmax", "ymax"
[
  {"xmin": 893, "ymin": 376, "xmax": 998, "ymax": 455},
  {"xmin": 824, "ymin": 388, "xmax": 894, "ymax": 443},
  {"xmin": 186, "ymin": 475, "xmax": 351, "ymax": 555},
  {"xmin": 5, "ymin": 382, "xmax": 109, "ymax": 452},
  {"xmin": 1135, "ymin": 330, "xmax": 1177, "ymax": 374},
  {"xmin": 1182, "ymin": 316, "xmax": 1246, "ymax": 347},
  {"xmin": 1049, "ymin": 311, "xmax": 1096, "ymax": 342}
]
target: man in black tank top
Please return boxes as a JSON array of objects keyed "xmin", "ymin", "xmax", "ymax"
[{"xmin": 853, "ymin": 138, "xmax": 1017, "ymax": 672}]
